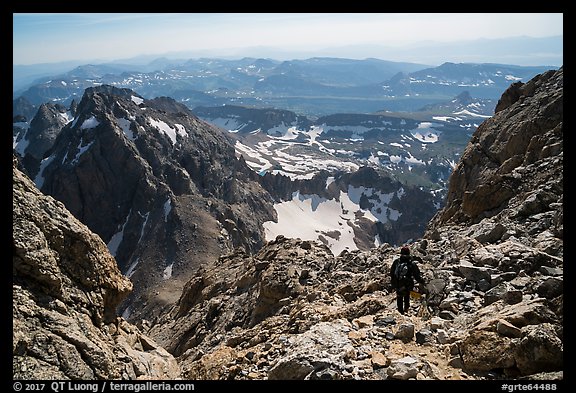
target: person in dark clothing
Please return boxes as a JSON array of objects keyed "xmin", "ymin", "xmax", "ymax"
[{"xmin": 390, "ymin": 246, "xmax": 425, "ymax": 314}]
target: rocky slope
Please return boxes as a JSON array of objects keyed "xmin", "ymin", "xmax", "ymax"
[
  {"xmin": 428, "ymin": 67, "xmax": 563, "ymax": 229},
  {"xmin": 145, "ymin": 68, "xmax": 563, "ymax": 380},
  {"xmin": 13, "ymin": 157, "xmax": 180, "ymax": 379}
]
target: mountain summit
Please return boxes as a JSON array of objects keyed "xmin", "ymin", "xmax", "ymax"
[{"xmin": 25, "ymin": 85, "xmax": 276, "ymax": 320}]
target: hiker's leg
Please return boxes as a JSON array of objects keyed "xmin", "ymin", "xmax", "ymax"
[
  {"xmin": 404, "ymin": 293, "xmax": 410, "ymax": 312},
  {"xmin": 396, "ymin": 292, "xmax": 404, "ymax": 313}
]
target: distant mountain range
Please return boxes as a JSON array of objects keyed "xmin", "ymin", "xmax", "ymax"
[{"xmin": 13, "ymin": 57, "xmax": 556, "ymax": 117}]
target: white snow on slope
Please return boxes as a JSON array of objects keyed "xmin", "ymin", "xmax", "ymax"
[
  {"xmin": 137, "ymin": 211, "xmax": 149, "ymax": 244},
  {"xmin": 124, "ymin": 258, "xmax": 140, "ymax": 278},
  {"xmin": 117, "ymin": 118, "xmax": 136, "ymax": 141},
  {"xmin": 346, "ymin": 185, "xmax": 401, "ymax": 222},
  {"xmin": 163, "ymin": 198, "xmax": 172, "ymax": 222},
  {"xmin": 264, "ymin": 191, "xmax": 359, "ymax": 255},
  {"xmin": 34, "ymin": 154, "xmax": 56, "ymax": 189},
  {"xmin": 235, "ymin": 141, "xmax": 273, "ymax": 171},
  {"xmin": 59, "ymin": 111, "xmax": 74, "ymax": 124},
  {"xmin": 268, "ymin": 125, "xmax": 301, "ymax": 139},
  {"xmin": 411, "ymin": 122, "xmax": 440, "ymax": 143},
  {"xmin": 264, "ymin": 186, "xmax": 402, "ymax": 256},
  {"xmin": 149, "ymin": 118, "xmax": 187, "ymax": 145},
  {"xmin": 432, "ymin": 116, "xmax": 459, "ymax": 122},
  {"xmin": 131, "ymin": 95, "xmax": 144, "ymax": 105},
  {"xmin": 163, "ymin": 263, "xmax": 174, "ymax": 280},
  {"xmin": 452, "ymin": 109, "xmax": 491, "ymax": 118},
  {"xmin": 13, "ymin": 128, "xmax": 30, "ymax": 155},
  {"xmin": 206, "ymin": 117, "xmax": 245, "ymax": 133},
  {"xmin": 107, "ymin": 209, "xmax": 132, "ymax": 257},
  {"xmin": 71, "ymin": 137, "xmax": 94, "ymax": 164},
  {"xmin": 81, "ymin": 116, "xmax": 100, "ymax": 129},
  {"xmin": 234, "ymin": 126, "xmax": 358, "ymax": 180}
]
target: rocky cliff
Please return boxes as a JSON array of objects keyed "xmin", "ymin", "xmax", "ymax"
[
  {"xmin": 428, "ymin": 67, "xmax": 563, "ymax": 229},
  {"xmin": 145, "ymin": 68, "xmax": 563, "ymax": 380},
  {"xmin": 13, "ymin": 158, "xmax": 180, "ymax": 379}
]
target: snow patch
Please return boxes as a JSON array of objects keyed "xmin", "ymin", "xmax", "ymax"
[
  {"xmin": 263, "ymin": 191, "xmax": 359, "ymax": 256},
  {"xmin": 266, "ymin": 124, "xmax": 301, "ymax": 139},
  {"xmin": 122, "ymin": 306, "xmax": 132, "ymax": 320},
  {"xmin": 432, "ymin": 116, "xmax": 458, "ymax": 122},
  {"xmin": 149, "ymin": 117, "xmax": 186, "ymax": 145},
  {"xmin": 71, "ymin": 137, "xmax": 94, "ymax": 164},
  {"xmin": 34, "ymin": 154, "xmax": 56, "ymax": 189},
  {"xmin": 410, "ymin": 122, "xmax": 440, "ymax": 143},
  {"xmin": 326, "ymin": 176, "xmax": 335, "ymax": 189},
  {"xmin": 13, "ymin": 128, "xmax": 30, "ymax": 155},
  {"xmin": 205, "ymin": 117, "xmax": 246, "ymax": 132},
  {"xmin": 163, "ymin": 263, "xmax": 174, "ymax": 280},
  {"xmin": 137, "ymin": 211, "xmax": 149, "ymax": 244},
  {"xmin": 117, "ymin": 118, "xmax": 136, "ymax": 140},
  {"xmin": 163, "ymin": 198, "xmax": 172, "ymax": 222},
  {"xmin": 125, "ymin": 258, "xmax": 140, "ymax": 279},
  {"xmin": 174, "ymin": 123, "xmax": 188, "ymax": 138},
  {"xmin": 264, "ymin": 187, "xmax": 402, "ymax": 256},
  {"xmin": 131, "ymin": 95, "xmax": 144, "ymax": 105},
  {"xmin": 59, "ymin": 111, "xmax": 74, "ymax": 124},
  {"xmin": 107, "ymin": 210, "xmax": 132, "ymax": 257},
  {"xmin": 80, "ymin": 116, "xmax": 100, "ymax": 129},
  {"xmin": 452, "ymin": 109, "xmax": 491, "ymax": 118}
]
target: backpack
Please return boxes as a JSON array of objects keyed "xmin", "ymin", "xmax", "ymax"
[{"xmin": 393, "ymin": 258, "xmax": 411, "ymax": 287}]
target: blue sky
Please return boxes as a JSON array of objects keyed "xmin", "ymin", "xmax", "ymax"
[{"xmin": 13, "ymin": 13, "xmax": 563, "ymax": 65}]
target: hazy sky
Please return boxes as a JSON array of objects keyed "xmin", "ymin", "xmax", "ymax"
[{"xmin": 13, "ymin": 13, "xmax": 563, "ymax": 65}]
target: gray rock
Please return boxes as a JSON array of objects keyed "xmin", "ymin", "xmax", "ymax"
[
  {"xmin": 12, "ymin": 161, "xmax": 181, "ymax": 380},
  {"xmin": 387, "ymin": 356, "xmax": 419, "ymax": 380},
  {"xmin": 394, "ymin": 323, "xmax": 415, "ymax": 343},
  {"xmin": 515, "ymin": 323, "xmax": 563, "ymax": 376}
]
